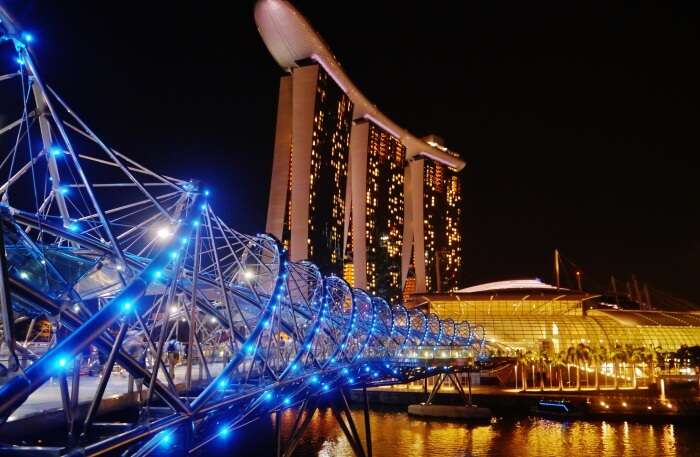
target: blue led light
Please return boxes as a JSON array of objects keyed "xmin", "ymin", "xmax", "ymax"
[
  {"xmin": 49, "ymin": 146, "xmax": 63, "ymax": 157},
  {"xmin": 193, "ymin": 220, "xmax": 200, "ymax": 227},
  {"xmin": 364, "ymin": 366, "xmax": 370, "ymax": 372},
  {"xmin": 204, "ymin": 189, "xmax": 210, "ymax": 196},
  {"xmin": 322, "ymin": 383, "xmax": 329, "ymax": 392},
  {"xmin": 348, "ymin": 378, "xmax": 355, "ymax": 384},
  {"xmin": 341, "ymin": 368, "xmax": 349, "ymax": 375},
  {"xmin": 291, "ymin": 363, "xmax": 298, "ymax": 371},
  {"xmin": 121, "ymin": 301, "xmax": 133, "ymax": 312},
  {"xmin": 15, "ymin": 56, "xmax": 24, "ymax": 66},
  {"xmin": 244, "ymin": 344, "xmax": 254, "ymax": 353},
  {"xmin": 169, "ymin": 251, "xmax": 178, "ymax": 259},
  {"xmin": 22, "ymin": 33, "xmax": 34, "ymax": 43},
  {"xmin": 218, "ymin": 379, "xmax": 228, "ymax": 389},
  {"xmin": 263, "ymin": 391, "xmax": 273, "ymax": 401},
  {"xmin": 160, "ymin": 432, "xmax": 172, "ymax": 446},
  {"xmin": 153, "ymin": 270, "xmax": 162, "ymax": 279},
  {"xmin": 56, "ymin": 356, "xmax": 68, "ymax": 369},
  {"xmin": 68, "ymin": 223, "xmax": 79, "ymax": 232},
  {"xmin": 310, "ymin": 375, "xmax": 319, "ymax": 384},
  {"xmin": 283, "ymin": 397, "xmax": 291, "ymax": 406},
  {"xmin": 58, "ymin": 186, "xmax": 69, "ymax": 195},
  {"xmin": 200, "ymin": 203, "xmax": 207, "ymax": 210},
  {"xmin": 218, "ymin": 426, "xmax": 230, "ymax": 438}
]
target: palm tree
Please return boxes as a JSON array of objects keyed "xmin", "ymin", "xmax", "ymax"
[
  {"xmin": 643, "ymin": 346, "xmax": 658, "ymax": 386},
  {"xmin": 611, "ymin": 344, "xmax": 626, "ymax": 390},
  {"xmin": 538, "ymin": 349, "xmax": 550, "ymax": 391},
  {"xmin": 591, "ymin": 345, "xmax": 601, "ymax": 390},
  {"xmin": 565, "ymin": 346, "xmax": 576, "ymax": 389},
  {"xmin": 599, "ymin": 345, "xmax": 610, "ymax": 389},
  {"xmin": 576, "ymin": 343, "xmax": 591, "ymax": 390},
  {"xmin": 525, "ymin": 350, "xmax": 535, "ymax": 391},
  {"xmin": 555, "ymin": 351, "xmax": 566, "ymax": 391},
  {"xmin": 516, "ymin": 350, "xmax": 529, "ymax": 391},
  {"xmin": 629, "ymin": 346, "xmax": 644, "ymax": 389}
]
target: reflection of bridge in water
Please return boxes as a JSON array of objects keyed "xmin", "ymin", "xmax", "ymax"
[{"xmin": 0, "ymin": 8, "xmax": 486, "ymax": 456}]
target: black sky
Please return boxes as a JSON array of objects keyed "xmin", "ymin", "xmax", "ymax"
[{"xmin": 5, "ymin": 1, "xmax": 699, "ymax": 302}]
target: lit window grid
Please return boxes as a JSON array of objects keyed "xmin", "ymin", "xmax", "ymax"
[
  {"xmin": 422, "ymin": 161, "xmax": 462, "ymax": 292},
  {"xmin": 364, "ymin": 124, "xmax": 405, "ymax": 303},
  {"xmin": 305, "ymin": 67, "xmax": 353, "ymax": 274}
]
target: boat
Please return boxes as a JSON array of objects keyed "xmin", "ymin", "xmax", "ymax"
[{"xmin": 532, "ymin": 399, "xmax": 585, "ymax": 419}]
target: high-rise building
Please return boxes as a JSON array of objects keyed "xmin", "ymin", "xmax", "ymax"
[
  {"xmin": 418, "ymin": 136, "xmax": 462, "ymax": 292},
  {"xmin": 256, "ymin": 0, "xmax": 466, "ymax": 296},
  {"xmin": 349, "ymin": 120, "xmax": 405, "ymax": 303},
  {"xmin": 265, "ymin": 62, "xmax": 353, "ymax": 276}
]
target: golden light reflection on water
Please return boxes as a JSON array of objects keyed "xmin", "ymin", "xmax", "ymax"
[{"xmin": 285, "ymin": 408, "xmax": 691, "ymax": 457}]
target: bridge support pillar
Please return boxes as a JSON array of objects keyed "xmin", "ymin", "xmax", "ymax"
[{"xmin": 362, "ymin": 386, "xmax": 372, "ymax": 457}]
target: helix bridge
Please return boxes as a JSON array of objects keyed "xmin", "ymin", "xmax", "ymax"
[{"xmin": 0, "ymin": 7, "xmax": 486, "ymax": 456}]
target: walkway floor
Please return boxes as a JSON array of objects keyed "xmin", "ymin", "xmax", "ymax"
[{"xmin": 8, "ymin": 362, "xmax": 224, "ymax": 422}]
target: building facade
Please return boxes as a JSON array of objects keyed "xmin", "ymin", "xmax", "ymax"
[
  {"xmin": 257, "ymin": 0, "xmax": 466, "ymax": 297},
  {"xmin": 409, "ymin": 279, "xmax": 700, "ymax": 354},
  {"xmin": 349, "ymin": 120, "xmax": 405, "ymax": 303},
  {"xmin": 266, "ymin": 62, "xmax": 353, "ymax": 276}
]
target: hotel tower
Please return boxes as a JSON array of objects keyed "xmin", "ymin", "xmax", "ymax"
[{"xmin": 256, "ymin": 0, "xmax": 466, "ymax": 297}]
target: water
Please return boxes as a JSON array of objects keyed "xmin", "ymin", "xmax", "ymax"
[{"xmin": 208, "ymin": 406, "xmax": 696, "ymax": 457}]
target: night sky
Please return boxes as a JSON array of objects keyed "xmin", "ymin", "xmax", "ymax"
[{"xmin": 5, "ymin": 1, "xmax": 699, "ymax": 302}]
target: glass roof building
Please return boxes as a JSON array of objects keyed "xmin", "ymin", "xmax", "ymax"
[{"xmin": 409, "ymin": 279, "xmax": 700, "ymax": 354}]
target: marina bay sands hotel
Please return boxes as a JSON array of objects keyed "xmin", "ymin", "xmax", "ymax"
[{"xmin": 256, "ymin": 0, "xmax": 465, "ymax": 302}]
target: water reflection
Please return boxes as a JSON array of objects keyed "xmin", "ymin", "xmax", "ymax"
[{"xmin": 202, "ymin": 407, "xmax": 695, "ymax": 457}]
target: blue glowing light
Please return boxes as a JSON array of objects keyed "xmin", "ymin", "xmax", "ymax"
[
  {"xmin": 218, "ymin": 379, "xmax": 228, "ymax": 389},
  {"xmin": 200, "ymin": 203, "xmax": 207, "ymax": 210},
  {"xmin": 56, "ymin": 356, "xmax": 68, "ymax": 369},
  {"xmin": 204, "ymin": 189, "xmax": 210, "ymax": 196},
  {"xmin": 322, "ymin": 383, "xmax": 329, "ymax": 392},
  {"xmin": 121, "ymin": 301, "xmax": 133, "ymax": 312},
  {"xmin": 22, "ymin": 33, "xmax": 34, "ymax": 43},
  {"xmin": 244, "ymin": 344, "xmax": 254, "ymax": 353},
  {"xmin": 364, "ymin": 366, "xmax": 370, "ymax": 372},
  {"xmin": 291, "ymin": 363, "xmax": 298, "ymax": 371},
  {"xmin": 283, "ymin": 397, "xmax": 291, "ymax": 406},
  {"xmin": 193, "ymin": 220, "xmax": 200, "ymax": 227},
  {"xmin": 218, "ymin": 426, "xmax": 230, "ymax": 438},
  {"xmin": 58, "ymin": 186, "xmax": 69, "ymax": 195},
  {"xmin": 348, "ymin": 378, "xmax": 355, "ymax": 384},
  {"xmin": 160, "ymin": 432, "xmax": 172, "ymax": 446},
  {"xmin": 49, "ymin": 146, "xmax": 63, "ymax": 157},
  {"xmin": 15, "ymin": 56, "xmax": 25, "ymax": 66},
  {"xmin": 68, "ymin": 223, "xmax": 79, "ymax": 232},
  {"xmin": 341, "ymin": 368, "xmax": 349, "ymax": 375},
  {"xmin": 153, "ymin": 270, "xmax": 162, "ymax": 279},
  {"xmin": 169, "ymin": 251, "xmax": 179, "ymax": 259},
  {"xmin": 310, "ymin": 375, "xmax": 319, "ymax": 384},
  {"xmin": 263, "ymin": 391, "xmax": 273, "ymax": 401},
  {"xmin": 181, "ymin": 237, "xmax": 188, "ymax": 244}
]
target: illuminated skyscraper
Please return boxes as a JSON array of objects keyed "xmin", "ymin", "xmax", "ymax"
[
  {"xmin": 265, "ymin": 62, "xmax": 353, "ymax": 275},
  {"xmin": 349, "ymin": 120, "xmax": 405, "ymax": 303},
  {"xmin": 421, "ymin": 137, "xmax": 462, "ymax": 292},
  {"xmin": 257, "ymin": 0, "xmax": 465, "ymax": 293}
]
